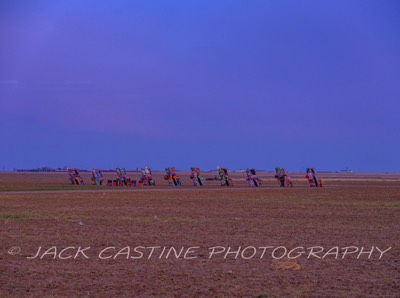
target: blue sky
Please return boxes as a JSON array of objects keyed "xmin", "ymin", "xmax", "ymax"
[{"xmin": 1, "ymin": 0, "xmax": 399, "ymax": 172}]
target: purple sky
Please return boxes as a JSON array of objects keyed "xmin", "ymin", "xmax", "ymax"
[{"xmin": 1, "ymin": 0, "xmax": 399, "ymax": 172}]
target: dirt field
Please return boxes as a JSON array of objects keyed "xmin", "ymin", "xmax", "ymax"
[{"xmin": 0, "ymin": 172, "xmax": 399, "ymax": 297}]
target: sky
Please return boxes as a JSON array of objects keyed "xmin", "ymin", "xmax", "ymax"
[{"xmin": 1, "ymin": 0, "xmax": 399, "ymax": 172}]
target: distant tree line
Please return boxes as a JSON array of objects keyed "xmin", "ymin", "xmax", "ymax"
[{"xmin": 14, "ymin": 167, "xmax": 67, "ymax": 172}]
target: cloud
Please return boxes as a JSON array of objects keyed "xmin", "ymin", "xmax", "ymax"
[
  {"xmin": 0, "ymin": 80, "xmax": 20, "ymax": 85},
  {"xmin": 63, "ymin": 80, "xmax": 92, "ymax": 86},
  {"xmin": 0, "ymin": 80, "xmax": 22, "ymax": 88}
]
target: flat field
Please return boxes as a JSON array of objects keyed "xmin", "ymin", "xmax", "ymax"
[{"xmin": 0, "ymin": 172, "xmax": 399, "ymax": 297}]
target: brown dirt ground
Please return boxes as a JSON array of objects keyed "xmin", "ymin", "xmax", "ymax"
[{"xmin": 0, "ymin": 172, "xmax": 399, "ymax": 297}]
